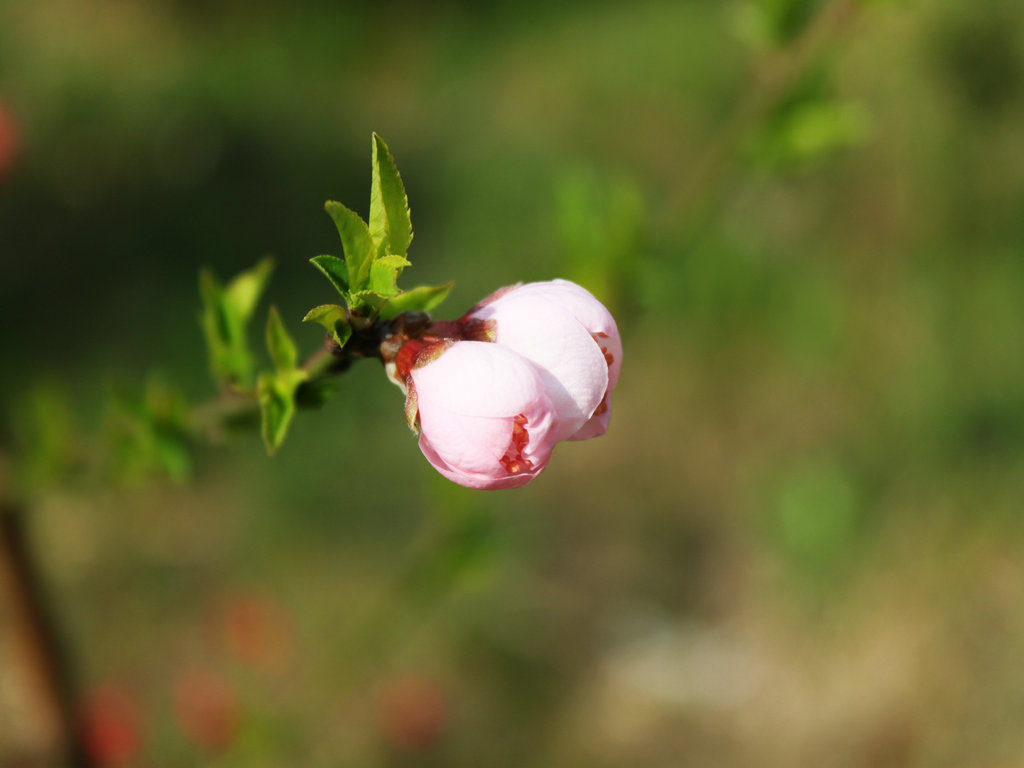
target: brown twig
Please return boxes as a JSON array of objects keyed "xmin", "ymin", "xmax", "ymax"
[
  {"xmin": 188, "ymin": 328, "xmax": 384, "ymax": 440},
  {"xmin": 0, "ymin": 501, "xmax": 94, "ymax": 768}
]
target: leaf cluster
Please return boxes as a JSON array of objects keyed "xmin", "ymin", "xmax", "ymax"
[
  {"xmin": 107, "ymin": 376, "xmax": 193, "ymax": 483},
  {"xmin": 304, "ymin": 133, "xmax": 451, "ymax": 347},
  {"xmin": 197, "ymin": 134, "xmax": 454, "ymax": 456}
]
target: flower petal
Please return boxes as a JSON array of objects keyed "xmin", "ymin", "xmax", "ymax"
[
  {"xmin": 408, "ymin": 341, "xmax": 558, "ymax": 489},
  {"xmin": 471, "ymin": 294, "xmax": 609, "ymax": 441}
]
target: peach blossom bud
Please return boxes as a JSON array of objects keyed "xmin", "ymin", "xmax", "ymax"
[
  {"xmin": 463, "ymin": 279, "xmax": 621, "ymax": 441},
  {"xmin": 402, "ymin": 340, "xmax": 558, "ymax": 489}
]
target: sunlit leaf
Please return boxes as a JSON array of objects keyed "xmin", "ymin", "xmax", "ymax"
[
  {"xmin": 224, "ymin": 257, "xmax": 274, "ymax": 321},
  {"xmin": 369, "ymin": 254, "xmax": 411, "ymax": 297},
  {"xmin": 749, "ymin": 93, "xmax": 871, "ymax": 170},
  {"xmin": 265, "ymin": 306, "xmax": 299, "ymax": 372},
  {"xmin": 348, "ymin": 290, "xmax": 388, "ymax": 314},
  {"xmin": 369, "ymin": 133, "xmax": 413, "ymax": 258},
  {"xmin": 324, "ymin": 201, "xmax": 373, "ymax": 291},
  {"xmin": 309, "ymin": 255, "xmax": 350, "ymax": 299},
  {"xmin": 736, "ymin": 0, "xmax": 827, "ymax": 47},
  {"xmin": 106, "ymin": 375, "xmax": 193, "ymax": 483},
  {"xmin": 379, "ymin": 282, "xmax": 454, "ymax": 320},
  {"xmin": 258, "ymin": 368, "xmax": 308, "ymax": 454},
  {"xmin": 199, "ymin": 261, "xmax": 273, "ymax": 387},
  {"xmin": 302, "ymin": 303, "xmax": 352, "ymax": 348}
]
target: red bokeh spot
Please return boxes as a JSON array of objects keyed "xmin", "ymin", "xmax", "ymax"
[
  {"xmin": 0, "ymin": 98, "xmax": 18, "ymax": 180},
  {"xmin": 81, "ymin": 684, "xmax": 141, "ymax": 766},
  {"xmin": 376, "ymin": 674, "xmax": 448, "ymax": 750},
  {"xmin": 173, "ymin": 668, "xmax": 239, "ymax": 751},
  {"xmin": 217, "ymin": 591, "xmax": 293, "ymax": 673}
]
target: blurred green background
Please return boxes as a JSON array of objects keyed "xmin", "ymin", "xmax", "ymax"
[{"xmin": 2, "ymin": 0, "xmax": 1024, "ymax": 765}]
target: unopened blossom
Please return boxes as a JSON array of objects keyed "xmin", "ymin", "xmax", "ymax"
[
  {"xmin": 461, "ymin": 279, "xmax": 621, "ymax": 442},
  {"xmin": 399, "ymin": 340, "xmax": 559, "ymax": 490}
]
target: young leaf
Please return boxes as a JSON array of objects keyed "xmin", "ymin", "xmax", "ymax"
[
  {"xmin": 258, "ymin": 368, "xmax": 308, "ymax": 454},
  {"xmin": 309, "ymin": 255, "xmax": 350, "ymax": 298},
  {"xmin": 225, "ymin": 257, "xmax": 274, "ymax": 322},
  {"xmin": 106, "ymin": 376, "xmax": 193, "ymax": 483},
  {"xmin": 302, "ymin": 304, "xmax": 353, "ymax": 348},
  {"xmin": 266, "ymin": 306, "xmax": 299, "ymax": 372},
  {"xmin": 324, "ymin": 201, "xmax": 373, "ymax": 290},
  {"xmin": 198, "ymin": 268, "xmax": 224, "ymax": 318},
  {"xmin": 379, "ymin": 282, "xmax": 454, "ymax": 320},
  {"xmin": 749, "ymin": 99, "xmax": 870, "ymax": 169},
  {"xmin": 369, "ymin": 133, "xmax": 413, "ymax": 258},
  {"xmin": 369, "ymin": 254, "xmax": 411, "ymax": 297},
  {"xmin": 198, "ymin": 269, "xmax": 232, "ymax": 376},
  {"xmin": 348, "ymin": 290, "xmax": 388, "ymax": 313},
  {"xmin": 199, "ymin": 264, "xmax": 264, "ymax": 387}
]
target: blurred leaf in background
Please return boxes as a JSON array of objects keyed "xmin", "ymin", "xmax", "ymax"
[{"xmin": 554, "ymin": 166, "xmax": 645, "ymax": 310}]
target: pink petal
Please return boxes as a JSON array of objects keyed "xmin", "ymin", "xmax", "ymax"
[
  {"xmin": 472, "ymin": 294, "xmax": 609, "ymax": 442},
  {"xmin": 409, "ymin": 341, "xmax": 558, "ymax": 490}
]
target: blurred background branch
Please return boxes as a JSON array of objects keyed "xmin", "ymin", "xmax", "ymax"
[{"xmin": 664, "ymin": 0, "xmax": 860, "ymax": 234}]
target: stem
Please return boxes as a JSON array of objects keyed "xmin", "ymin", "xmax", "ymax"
[
  {"xmin": 189, "ymin": 329, "xmax": 384, "ymax": 440},
  {"xmin": 0, "ymin": 501, "xmax": 94, "ymax": 767}
]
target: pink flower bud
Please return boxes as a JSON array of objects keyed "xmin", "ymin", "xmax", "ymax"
[
  {"xmin": 402, "ymin": 340, "xmax": 558, "ymax": 489},
  {"xmin": 463, "ymin": 279, "xmax": 621, "ymax": 441}
]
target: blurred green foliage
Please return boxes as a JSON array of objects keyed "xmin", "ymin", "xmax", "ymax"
[
  {"xmin": 3, "ymin": 0, "xmax": 1024, "ymax": 766},
  {"xmin": 199, "ymin": 258, "xmax": 275, "ymax": 388}
]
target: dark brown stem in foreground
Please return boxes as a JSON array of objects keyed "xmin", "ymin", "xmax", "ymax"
[{"xmin": 0, "ymin": 503, "xmax": 94, "ymax": 768}]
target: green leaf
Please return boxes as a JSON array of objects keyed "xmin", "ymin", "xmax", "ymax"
[
  {"xmin": 309, "ymin": 255, "xmax": 350, "ymax": 299},
  {"xmin": 324, "ymin": 201, "xmax": 373, "ymax": 290},
  {"xmin": 225, "ymin": 257, "xmax": 274, "ymax": 321},
  {"xmin": 369, "ymin": 133, "xmax": 413, "ymax": 258},
  {"xmin": 554, "ymin": 168, "xmax": 643, "ymax": 307},
  {"xmin": 348, "ymin": 290, "xmax": 387, "ymax": 314},
  {"xmin": 199, "ymin": 261, "xmax": 274, "ymax": 387},
  {"xmin": 198, "ymin": 268, "xmax": 223, "ymax": 315},
  {"xmin": 106, "ymin": 376, "xmax": 193, "ymax": 483},
  {"xmin": 11, "ymin": 384, "xmax": 79, "ymax": 489},
  {"xmin": 302, "ymin": 303, "xmax": 353, "ymax": 348},
  {"xmin": 748, "ymin": 91, "xmax": 871, "ymax": 170},
  {"xmin": 736, "ymin": 0, "xmax": 826, "ymax": 48},
  {"xmin": 379, "ymin": 282, "xmax": 454, "ymax": 320},
  {"xmin": 198, "ymin": 268, "xmax": 233, "ymax": 379},
  {"xmin": 780, "ymin": 101, "xmax": 870, "ymax": 160},
  {"xmin": 369, "ymin": 254, "xmax": 411, "ymax": 297},
  {"xmin": 265, "ymin": 306, "xmax": 299, "ymax": 372},
  {"xmin": 258, "ymin": 368, "xmax": 308, "ymax": 454}
]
